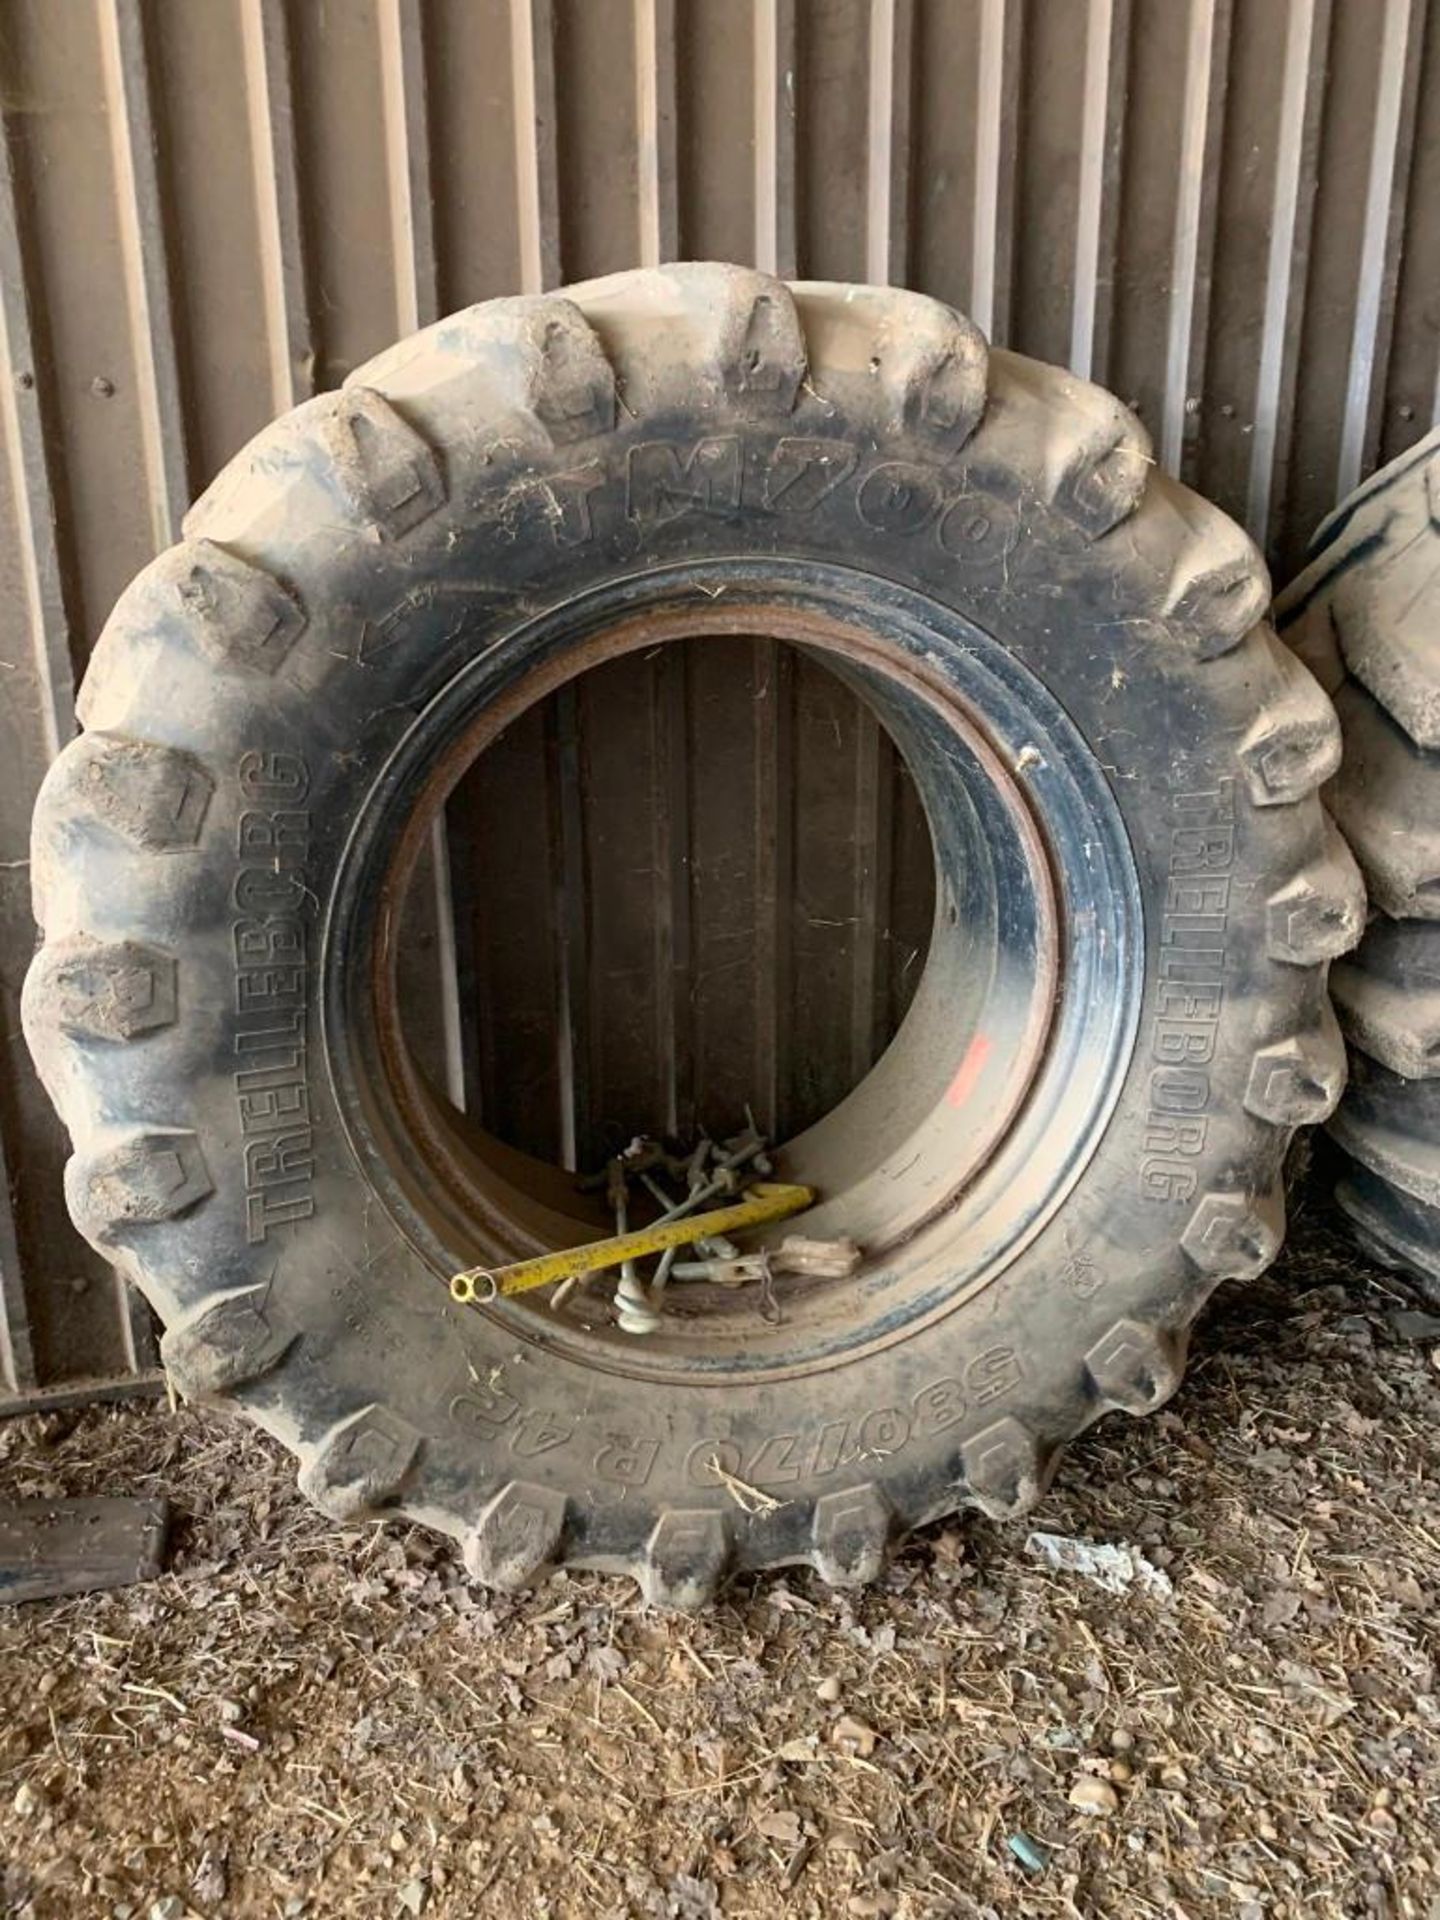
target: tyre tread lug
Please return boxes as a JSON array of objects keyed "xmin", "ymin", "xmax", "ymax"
[
  {"xmin": 463, "ymin": 1481, "xmax": 568, "ymax": 1590},
  {"xmin": 297, "ymin": 1406, "xmax": 423, "ymax": 1523},
  {"xmin": 160, "ymin": 1284, "xmax": 297, "ymax": 1401}
]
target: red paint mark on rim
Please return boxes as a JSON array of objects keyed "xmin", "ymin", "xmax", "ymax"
[{"xmin": 946, "ymin": 1033, "xmax": 993, "ymax": 1109}]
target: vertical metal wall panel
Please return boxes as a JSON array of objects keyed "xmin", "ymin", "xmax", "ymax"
[
  {"xmin": 429, "ymin": 0, "xmax": 523, "ymax": 308},
  {"xmin": 1336, "ymin": 0, "xmax": 1427, "ymax": 497},
  {"xmin": 674, "ymin": 2, "xmax": 758, "ymax": 265},
  {"xmin": 794, "ymin": 0, "xmax": 871, "ymax": 283},
  {"xmin": 1283, "ymin": 0, "xmax": 1394, "ymax": 542},
  {"xmin": 554, "ymin": 0, "xmax": 642, "ymax": 280},
  {"xmin": 909, "ymin": 2, "xmax": 987, "ymax": 319},
  {"xmin": 752, "ymin": 0, "xmax": 799, "ymax": 275},
  {"xmin": 1379, "ymin": 3, "xmax": 1440, "ymax": 462},
  {"xmin": 149, "ymin": 2, "xmax": 275, "ymax": 481},
  {"xmin": 99, "ymin": 0, "xmax": 190, "ymax": 548},
  {"xmin": 635, "ymin": 0, "xmax": 679, "ymax": 266},
  {"xmin": 380, "ymin": 0, "xmax": 441, "ymax": 335},
  {"xmin": 4, "ymin": 3, "xmax": 154, "ymax": 641},
  {"xmin": 1109, "ymin": 0, "xmax": 1207, "ymax": 461},
  {"xmin": 2, "ymin": 0, "xmax": 1439, "ymax": 1408},
  {"xmin": 1011, "ymin": 0, "xmax": 1092, "ymax": 374},
  {"xmin": 290, "ymin": 0, "xmax": 401, "ymax": 383}
]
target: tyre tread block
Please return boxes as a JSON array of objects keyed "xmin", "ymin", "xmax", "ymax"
[{"xmin": 298, "ymin": 1407, "xmax": 423, "ymax": 1523}]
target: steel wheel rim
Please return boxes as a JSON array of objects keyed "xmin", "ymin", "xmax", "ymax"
[{"xmin": 324, "ymin": 559, "xmax": 1142, "ymax": 1382}]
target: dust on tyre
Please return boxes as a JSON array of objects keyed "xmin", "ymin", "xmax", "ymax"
[{"xmin": 23, "ymin": 265, "xmax": 1362, "ymax": 1603}]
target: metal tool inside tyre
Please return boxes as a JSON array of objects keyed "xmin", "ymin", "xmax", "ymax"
[
  {"xmin": 23, "ymin": 265, "xmax": 1362, "ymax": 1605},
  {"xmin": 1277, "ymin": 425, "xmax": 1440, "ymax": 1303}
]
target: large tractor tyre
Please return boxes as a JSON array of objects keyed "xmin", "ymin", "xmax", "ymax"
[
  {"xmin": 1277, "ymin": 426, "xmax": 1440, "ymax": 1301},
  {"xmin": 24, "ymin": 266, "xmax": 1360, "ymax": 1605}
]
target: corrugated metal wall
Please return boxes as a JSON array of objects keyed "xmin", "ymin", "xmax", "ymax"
[{"xmin": 2, "ymin": 0, "xmax": 1437, "ymax": 1410}]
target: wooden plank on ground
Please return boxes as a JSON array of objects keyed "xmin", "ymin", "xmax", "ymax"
[{"xmin": 0, "ymin": 1496, "xmax": 169, "ymax": 1604}]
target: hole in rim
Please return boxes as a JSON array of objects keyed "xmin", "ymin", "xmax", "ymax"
[
  {"xmin": 393, "ymin": 634, "xmax": 937, "ymax": 1180},
  {"xmin": 326, "ymin": 566, "xmax": 1140, "ymax": 1380},
  {"xmin": 371, "ymin": 598, "xmax": 1060, "ymax": 1300}
]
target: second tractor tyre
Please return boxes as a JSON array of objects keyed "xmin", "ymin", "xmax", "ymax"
[{"xmin": 1277, "ymin": 426, "xmax": 1440, "ymax": 1300}]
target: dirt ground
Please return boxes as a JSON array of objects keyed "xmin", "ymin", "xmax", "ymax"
[{"xmin": 1, "ymin": 1203, "xmax": 1437, "ymax": 1920}]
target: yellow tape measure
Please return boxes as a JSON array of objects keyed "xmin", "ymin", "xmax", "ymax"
[{"xmin": 450, "ymin": 1181, "xmax": 814, "ymax": 1302}]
